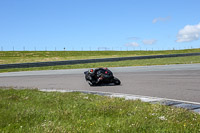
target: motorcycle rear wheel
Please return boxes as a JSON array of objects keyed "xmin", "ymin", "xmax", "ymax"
[{"xmin": 88, "ymin": 81, "xmax": 97, "ymax": 86}]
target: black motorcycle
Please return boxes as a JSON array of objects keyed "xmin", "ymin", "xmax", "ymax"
[{"xmin": 84, "ymin": 68, "xmax": 121, "ymax": 86}]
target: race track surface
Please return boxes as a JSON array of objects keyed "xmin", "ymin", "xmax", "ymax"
[{"xmin": 0, "ymin": 64, "xmax": 200, "ymax": 103}]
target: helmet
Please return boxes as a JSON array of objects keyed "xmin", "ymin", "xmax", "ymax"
[{"xmin": 89, "ymin": 69, "xmax": 94, "ymax": 74}]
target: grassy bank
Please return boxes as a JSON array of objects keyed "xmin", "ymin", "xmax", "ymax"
[
  {"xmin": 0, "ymin": 49, "xmax": 200, "ymax": 64},
  {"xmin": 0, "ymin": 88, "xmax": 200, "ymax": 132},
  {"xmin": 1, "ymin": 55, "xmax": 200, "ymax": 73}
]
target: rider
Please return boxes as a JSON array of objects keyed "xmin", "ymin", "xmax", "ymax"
[{"xmin": 88, "ymin": 68, "xmax": 104, "ymax": 84}]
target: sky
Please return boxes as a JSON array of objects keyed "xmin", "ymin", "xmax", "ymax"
[{"xmin": 0, "ymin": 0, "xmax": 200, "ymax": 51}]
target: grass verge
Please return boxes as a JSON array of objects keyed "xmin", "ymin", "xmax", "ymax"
[
  {"xmin": 0, "ymin": 49, "xmax": 200, "ymax": 64},
  {"xmin": 1, "ymin": 55, "xmax": 200, "ymax": 73},
  {"xmin": 0, "ymin": 88, "xmax": 200, "ymax": 132}
]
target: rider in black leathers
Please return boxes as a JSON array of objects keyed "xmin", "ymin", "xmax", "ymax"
[
  {"xmin": 84, "ymin": 67, "xmax": 120, "ymax": 86},
  {"xmin": 87, "ymin": 68, "xmax": 105, "ymax": 84}
]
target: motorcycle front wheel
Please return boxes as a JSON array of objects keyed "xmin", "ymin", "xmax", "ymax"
[{"xmin": 113, "ymin": 77, "xmax": 121, "ymax": 85}]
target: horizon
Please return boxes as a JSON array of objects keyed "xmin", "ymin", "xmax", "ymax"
[{"xmin": 0, "ymin": 47, "xmax": 199, "ymax": 52}]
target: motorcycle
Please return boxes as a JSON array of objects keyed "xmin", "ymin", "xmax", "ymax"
[{"xmin": 84, "ymin": 68, "xmax": 121, "ymax": 86}]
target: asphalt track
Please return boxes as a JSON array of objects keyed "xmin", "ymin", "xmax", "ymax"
[{"xmin": 0, "ymin": 64, "xmax": 200, "ymax": 103}]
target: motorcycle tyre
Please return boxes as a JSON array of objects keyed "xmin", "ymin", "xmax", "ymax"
[
  {"xmin": 113, "ymin": 77, "xmax": 121, "ymax": 85},
  {"xmin": 88, "ymin": 81, "xmax": 97, "ymax": 86}
]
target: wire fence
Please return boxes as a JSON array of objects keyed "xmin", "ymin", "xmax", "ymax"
[{"xmin": 0, "ymin": 46, "xmax": 198, "ymax": 51}]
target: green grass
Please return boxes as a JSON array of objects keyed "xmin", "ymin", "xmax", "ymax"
[
  {"xmin": 0, "ymin": 49, "xmax": 200, "ymax": 73},
  {"xmin": 0, "ymin": 49, "xmax": 200, "ymax": 64},
  {"xmin": 1, "ymin": 55, "xmax": 200, "ymax": 73},
  {"xmin": 0, "ymin": 88, "xmax": 200, "ymax": 132}
]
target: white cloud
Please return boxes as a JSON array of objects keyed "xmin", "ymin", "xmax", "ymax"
[
  {"xmin": 142, "ymin": 39, "xmax": 157, "ymax": 45},
  {"xmin": 125, "ymin": 42, "xmax": 139, "ymax": 47},
  {"xmin": 152, "ymin": 16, "xmax": 171, "ymax": 23},
  {"xmin": 176, "ymin": 23, "xmax": 200, "ymax": 42}
]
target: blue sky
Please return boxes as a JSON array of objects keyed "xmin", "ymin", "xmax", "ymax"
[{"xmin": 0, "ymin": 0, "xmax": 200, "ymax": 51}]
